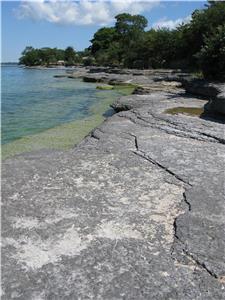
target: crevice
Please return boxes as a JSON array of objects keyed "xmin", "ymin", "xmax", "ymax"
[
  {"xmin": 172, "ymin": 220, "xmax": 218, "ymax": 280},
  {"xmin": 183, "ymin": 192, "xmax": 191, "ymax": 211},
  {"xmin": 133, "ymin": 149, "xmax": 192, "ymax": 187},
  {"xmin": 117, "ymin": 113, "xmax": 148, "ymax": 127},
  {"xmin": 118, "ymin": 110, "xmax": 224, "ymax": 145},
  {"xmin": 125, "ymin": 125, "xmax": 219, "ymax": 281},
  {"xmin": 172, "ymin": 198, "xmax": 218, "ymax": 281},
  {"xmin": 183, "ymin": 249, "xmax": 218, "ymax": 279},
  {"xmin": 113, "ymin": 94, "xmax": 225, "ymax": 145},
  {"xmin": 115, "ymin": 105, "xmax": 222, "ymax": 281},
  {"xmin": 134, "ymin": 110, "xmax": 225, "ymax": 145},
  {"xmin": 125, "ymin": 132, "xmax": 139, "ymax": 151},
  {"xmin": 90, "ymin": 131, "xmax": 100, "ymax": 140},
  {"xmin": 147, "ymin": 111, "xmax": 225, "ymax": 145},
  {"xmin": 200, "ymin": 132, "xmax": 225, "ymax": 145}
]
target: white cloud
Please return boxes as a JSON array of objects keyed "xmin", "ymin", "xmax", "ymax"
[
  {"xmin": 15, "ymin": 0, "xmax": 160, "ymax": 26},
  {"xmin": 152, "ymin": 15, "xmax": 191, "ymax": 30}
]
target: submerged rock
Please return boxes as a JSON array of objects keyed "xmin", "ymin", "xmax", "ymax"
[
  {"xmin": 54, "ymin": 74, "xmax": 68, "ymax": 78},
  {"xmin": 96, "ymin": 84, "xmax": 114, "ymax": 90}
]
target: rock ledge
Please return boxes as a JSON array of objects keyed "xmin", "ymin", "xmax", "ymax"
[{"xmin": 2, "ymin": 70, "xmax": 225, "ymax": 299}]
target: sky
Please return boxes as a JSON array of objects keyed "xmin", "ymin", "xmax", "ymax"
[{"xmin": 1, "ymin": 0, "xmax": 207, "ymax": 62}]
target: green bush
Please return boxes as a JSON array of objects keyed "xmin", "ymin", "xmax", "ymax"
[
  {"xmin": 196, "ymin": 25, "xmax": 225, "ymax": 80},
  {"xmin": 83, "ymin": 57, "xmax": 95, "ymax": 66}
]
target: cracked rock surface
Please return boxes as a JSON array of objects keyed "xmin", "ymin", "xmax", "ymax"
[{"xmin": 2, "ymin": 78, "xmax": 225, "ymax": 299}]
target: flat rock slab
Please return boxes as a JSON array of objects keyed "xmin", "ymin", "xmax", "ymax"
[{"xmin": 2, "ymin": 88, "xmax": 225, "ymax": 299}]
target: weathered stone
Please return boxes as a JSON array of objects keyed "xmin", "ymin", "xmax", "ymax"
[
  {"xmin": 161, "ymin": 76, "xmax": 225, "ymax": 116},
  {"xmin": 181, "ymin": 79, "xmax": 225, "ymax": 116},
  {"xmin": 133, "ymin": 81, "xmax": 183, "ymax": 95},
  {"xmin": 88, "ymin": 66, "xmax": 110, "ymax": 73},
  {"xmin": 204, "ymin": 90, "xmax": 225, "ymax": 116},
  {"xmin": 2, "ymin": 71, "xmax": 225, "ymax": 299}
]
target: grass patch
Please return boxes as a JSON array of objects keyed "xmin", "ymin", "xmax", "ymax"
[{"xmin": 165, "ymin": 106, "xmax": 204, "ymax": 117}]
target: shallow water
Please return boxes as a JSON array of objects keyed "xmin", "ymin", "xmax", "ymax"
[
  {"xmin": 2, "ymin": 65, "xmax": 133, "ymax": 159},
  {"xmin": 165, "ymin": 106, "xmax": 204, "ymax": 116}
]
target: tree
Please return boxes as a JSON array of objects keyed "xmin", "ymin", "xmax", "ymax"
[
  {"xmin": 91, "ymin": 27, "xmax": 116, "ymax": 54},
  {"xmin": 196, "ymin": 25, "xmax": 225, "ymax": 79},
  {"xmin": 115, "ymin": 13, "xmax": 148, "ymax": 35},
  {"xmin": 174, "ymin": 1, "xmax": 225, "ymax": 67},
  {"xmin": 115, "ymin": 13, "xmax": 148, "ymax": 67},
  {"xmin": 89, "ymin": 27, "xmax": 119, "ymax": 66},
  {"xmin": 64, "ymin": 46, "xmax": 76, "ymax": 65},
  {"xmin": 139, "ymin": 29, "xmax": 177, "ymax": 69},
  {"xmin": 19, "ymin": 47, "xmax": 40, "ymax": 66},
  {"xmin": 19, "ymin": 46, "xmax": 80, "ymax": 66}
]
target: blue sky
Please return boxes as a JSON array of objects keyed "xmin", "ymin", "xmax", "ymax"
[{"xmin": 2, "ymin": 1, "xmax": 206, "ymax": 62}]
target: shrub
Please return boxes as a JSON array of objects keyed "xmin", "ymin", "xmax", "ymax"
[{"xmin": 196, "ymin": 25, "xmax": 225, "ymax": 80}]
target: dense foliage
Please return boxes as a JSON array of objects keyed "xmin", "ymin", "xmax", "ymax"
[
  {"xmin": 89, "ymin": 1, "xmax": 225, "ymax": 79},
  {"xmin": 19, "ymin": 46, "xmax": 83, "ymax": 66},
  {"xmin": 196, "ymin": 24, "xmax": 225, "ymax": 80},
  {"xmin": 19, "ymin": 2, "xmax": 225, "ymax": 79}
]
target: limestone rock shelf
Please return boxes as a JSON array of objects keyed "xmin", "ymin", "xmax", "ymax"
[{"xmin": 2, "ymin": 70, "xmax": 225, "ymax": 299}]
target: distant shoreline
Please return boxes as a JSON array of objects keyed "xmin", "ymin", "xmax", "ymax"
[
  {"xmin": 1, "ymin": 62, "xmax": 18, "ymax": 66},
  {"xmin": 24, "ymin": 65, "xmax": 78, "ymax": 70},
  {"xmin": 1, "ymin": 63, "xmax": 82, "ymax": 70}
]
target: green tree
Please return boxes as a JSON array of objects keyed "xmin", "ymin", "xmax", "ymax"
[
  {"xmin": 39, "ymin": 48, "xmax": 58, "ymax": 65},
  {"xmin": 115, "ymin": 13, "xmax": 147, "ymax": 35},
  {"xmin": 64, "ymin": 46, "xmax": 76, "ymax": 65},
  {"xmin": 19, "ymin": 47, "xmax": 40, "ymax": 66},
  {"xmin": 115, "ymin": 13, "xmax": 148, "ymax": 67},
  {"xmin": 175, "ymin": 1, "xmax": 225, "ymax": 67},
  {"xmin": 196, "ymin": 25, "xmax": 225, "ymax": 79},
  {"xmin": 90, "ymin": 27, "xmax": 119, "ymax": 66},
  {"xmin": 139, "ymin": 29, "xmax": 177, "ymax": 68},
  {"xmin": 91, "ymin": 28, "xmax": 116, "ymax": 54}
]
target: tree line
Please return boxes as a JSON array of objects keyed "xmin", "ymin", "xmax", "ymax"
[
  {"xmin": 19, "ymin": 1, "xmax": 225, "ymax": 80},
  {"xmin": 89, "ymin": 1, "xmax": 225, "ymax": 80},
  {"xmin": 19, "ymin": 46, "xmax": 86, "ymax": 67}
]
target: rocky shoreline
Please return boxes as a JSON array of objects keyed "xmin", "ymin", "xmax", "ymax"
[
  {"xmin": 2, "ymin": 69, "xmax": 225, "ymax": 299},
  {"xmin": 57, "ymin": 66, "xmax": 225, "ymax": 116}
]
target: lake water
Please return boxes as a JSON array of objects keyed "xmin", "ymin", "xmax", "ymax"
[{"xmin": 1, "ymin": 65, "xmax": 132, "ymax": 159}]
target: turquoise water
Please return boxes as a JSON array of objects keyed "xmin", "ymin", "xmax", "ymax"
[{"xmin": 1, "ymin": 65, "xmax": 120, "ymax": 145}]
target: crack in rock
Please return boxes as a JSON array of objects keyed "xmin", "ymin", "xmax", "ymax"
[
  {"xmin": 133, "ymin": 149, "xmax": 192, "ymax": 187},
  {"xmin": 127, "ymin": 133, "xmax": 216, "ymax": 281},
  {"xmin": 183, "ymin": 249, "xmax": 218, "ymax": 279},
  {"xmin": 183, "ymin": 192, "xmax": 191, "ymax": 211},
  {"xmin": 119, "ymin": 111, "xmax": 224, "ymax": 145},
  {"xmin": 137, "ymin": 111, "xmax": 225, "ymax": 145},
  {"xmin": 130, "ymin": 137, "xmax": 218, "ymax": 282},
  {"xmin": 172, "ymin": 193, "xmax": 220, "ymax": 281}
]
